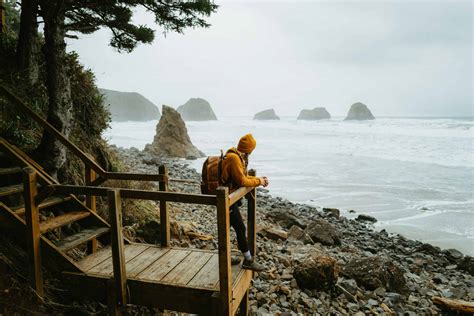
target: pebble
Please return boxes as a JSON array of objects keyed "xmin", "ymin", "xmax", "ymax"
[{"xmin": 112, "ymin": 147, "xmax": 473, "ymax": 315}]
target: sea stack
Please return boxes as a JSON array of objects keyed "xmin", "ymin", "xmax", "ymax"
[
  {"xmin": 100, "ymin": 88, "xmax": 161, "ymax": 121},
  {"xmin": 177, "ymin": 98, "xmax": 217, "ymax": 121},
  {"xmin": 297, "ymin": 107, "xmax": 331, "ymax": 120},
  {"xmin": 254, "ymin": 109, "xmax": 280, "ymax": 120},
  {"xmin": 144, "ymin": 105, "xmax": 205, "ymax": 159},
  {"xmin": 344, "ymin": 102, "xmax": 375, "ymax": 120}
]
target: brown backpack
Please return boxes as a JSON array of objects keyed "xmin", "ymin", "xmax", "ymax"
[{"xmin": 201, "ymin": 150, "xmax": 225, "ymax": 194}]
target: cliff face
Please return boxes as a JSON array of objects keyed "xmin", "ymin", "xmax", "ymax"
[
  {"xmin": 254, "ymin": 109, "xmax": 280, "ymax": 120},
  {"xmin": 297, "ymin": 107, "xmax": 331, "ymax": 120},
  {"xmin": 177, "ymin": 98, "xmax": 217, "ymax": 121},
  {"xmin": 100, "ymin": 88, "xmax": 161, "ymax": 122},
  {"xmin": 344, "ymin": 102, "xmax": 375, "ymax": 120},
  {"xmin": 144, "ymin": 105, "xmax": 205, "ymax": 159}
]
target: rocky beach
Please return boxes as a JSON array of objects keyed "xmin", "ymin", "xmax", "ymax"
[{"xmin": 113, "ymin": 146, "xmax": 474, "ymax": 315}]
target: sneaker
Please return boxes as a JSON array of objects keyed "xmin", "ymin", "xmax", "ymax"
[
  {"xmin": 231, "ymin": 255, "xmax": 242, "ymax": 265},
  {"xmin": 242, "ymin": 259, "xmax": 265, "ymax": 272}
]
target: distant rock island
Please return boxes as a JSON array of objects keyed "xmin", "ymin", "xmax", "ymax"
[
  {"xmin": 297, "ymin": 107, "xmax": 331, "ymax": 120},
  {"xmin": 144, "ymin": 105, "xmax": 205, "ymax": 159},
  {"xmin": 254, "ymin": 109, "xmax": 280, "ymax": 120},
  {"xmin": 344, "ymin": 102, "xmax": 375, "ymax": 120},
  {"xmin": 100, "ymin": 88, "xmax": 161, "ymax": 122},
  {"xmin": 177, "ymin": 98, "xmax": 217, "ymax": 121}
]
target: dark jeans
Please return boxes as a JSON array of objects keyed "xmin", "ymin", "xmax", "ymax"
[{"xmin": 230, "ymin": 200, "xmax": 249, "ymax": 253}]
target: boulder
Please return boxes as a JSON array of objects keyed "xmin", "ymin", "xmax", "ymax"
[
  {"xmin": 266, "ymin": 209, "xmax": 306, "ymax": 229},
  {"xmin": 457, "ymin": 256, "xmax": 474, "ymax": 275},
  {"xmin": 144, "ymin": 105, "xmax": 205, "ymax": 159},
  {"xmin": 344, "ymin": 102, "xmax": 375, "ymax": 120},
  {"xmin": 294, "ymin": 252, "xmax": 339, "ymax": 290},
  {"xmin": 297, "ymin": 107, "xmax": 331, "ymax": 120},
  {"xmin": 343, "ymin": 256, "xmax": 407, "ymax": 293},
  {"xmin": 100, "ymin": 88, "xmax": 161, "ymax": 121},
  {"xmin": 177, "ymin": 98, "xmax": 217, "ymax": 121},
  {"xmin": 258, "ymin": 226, "xmax": 288, "ymax": 241},
  {"xmin": 287, "ymin": 225, "xmax": 313, "ymax": 244},
  {"xmin": 443, "ymin": 248, "xmax": 464, "ymax": 262},
  {"xmin": 323, "ymin": 207, "xmax": 340, "ymax": 219},
  {"xmin": 305, "ymin": 219, "xmax": 341, "ymax": 246},
  {"xmin": 356, "ymin": 214, "xmax": 377, "ymax": 223},
  {"xmin": 253, "ymin": 109, "xmax": 280, "ymax": 120}
]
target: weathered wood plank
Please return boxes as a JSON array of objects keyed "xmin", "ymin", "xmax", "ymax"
[
  {"xmin": 0, "ymin": 166, "xmax": 22, "ymax": 176},
  {"xmin": 78, "ymin": 246, "xmax": 112, "ymax": 271},
  {"xmin": 127, "ymin": 279, "xmax": 215, "ymax": 314},
  {"xmin": 56, "ymin": 227, "xmax": 110, "ymax": 252},
  {"xmin": 23, "ymin": 168, "xmax": 44, "ymax": 297},
  {"xmin": 0, "ymin": 141, "xmax": 53, "ymax": 187},
  {"xmin": 0, "ymin": 85, "xmax": 106, "ymax": 176},
  {"xmin": 229, "ymin": 186, "xmax": 253, "ymax": 206},
  {"xmin": 216, "ymin": 186, "xmax": 232, "ymax": 315},
  {"xmin": 0, "ymin": 202, "xmax": 83, "ymax": 275},
  {"xmin": 39, "ymin": 211, "xmax": 90, "ymax": 233},
  {"xmin": 247, "ymin": 170, "xmax": 257, "ymax": 259},
  {"xmin": 103, "ymin": 172, "xmax": 166, "ymax": 182},
  {"xmin": 159, "ymin": 165, "xmax": 170, "ymax": 247},
  {"xmin": 187, "ymin": 254, "xmax": 219, "ymax": 288},
  {"xmin": 80, "ymin": 164, "xmax": 108, "ymax": 252},
  {"xmin": 108, "ymin": 189, "xmax": 127, "ymax": 306},
  {"xmin": 85, "ymin": 166, "xmax": 96, "ymax": 213},
  {"xmin": 161, "ymin": 251, "xmax": 213, "ymax": 285},
  {"xmin": 215, "ymin": 259, "xmax": 246, "ymax": 289},
  {"xmin": 12, "ymin": 196, "xmax": 71, "ymax": 216},
  {"xmin": 231, "ymin": 270, "xmax": 253, "ymax": 315},
  {"xmin": 0, "ymin": 184, "xmax": 23, "ymax": 197},
  {"xmin": 137, "ymin": 249, "xmax": 191, "ymax": 281},
  {"xmin": 89, "ymin": 243, "xmax": 148, "ymax": 275},
  {"xmin": 50, "ymin": 184, "xmax": 217, "ymax": 206},
  {"xmin": 124, "ymin": 247, "xmax": 169, "ymax": 278}
]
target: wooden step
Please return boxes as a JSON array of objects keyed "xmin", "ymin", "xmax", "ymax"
[
  {"xmin": 0, "ymin": 184, "xmax": 23, "ymax": 197},
  {"xmin": 0, "ymin": 167, "xmax": 22, "ymax": 176},
  {"xmin": 12, "ymin": 196, "xmax": 72, "ymax": 216},
  {"xmin": 40, "ymin": 211, "xmax": 91, "ymax": 233},
  {"xmin": 56, "ymin": 227, "xmax": 110, "ymax": 252}
]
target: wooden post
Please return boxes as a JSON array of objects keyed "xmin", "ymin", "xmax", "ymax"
[
  {"xmin": 23, "ymin": 167, "xmax": 44, "ymax": 297},
  {"xmin": 108, "ymin": 189, "xmax": 127, "ymax": 313},
  {"xmin": 216, "ymin": 186, "xmax": 232, "ymax": 315},
  {"xmin": 246, "ymin": 169, "xmax": 257, "ymax": 257},
  {"xmin": 85, "ymin": 165, "xmax": 97, "ymax": 253},
  {"xmin": 159, "ymin": 165, "xmax": 170, "ymax": 247}
]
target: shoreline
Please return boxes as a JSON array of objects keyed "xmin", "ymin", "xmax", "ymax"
[
  {"xmin": 186, "ymin": 155, "xmax": 474, "ymax": 256},
  {"xmin": 113, "ymin": 146, "xmax": 474, "ymax": 315}
]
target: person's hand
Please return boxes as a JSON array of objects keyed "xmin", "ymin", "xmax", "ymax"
[{"xmin": 259, "ymin": 176, "xmax": 269, "ymax": 187}]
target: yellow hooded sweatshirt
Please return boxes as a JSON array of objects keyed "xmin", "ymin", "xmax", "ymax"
[{"xmin": 221, "ymin": 147, "xmax": 261, "ymax": 192}]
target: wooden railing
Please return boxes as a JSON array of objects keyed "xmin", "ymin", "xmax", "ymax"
[
  {"xmin": 1, "ymin": 82, "xmax": 259, "ymax": 314},
  {"xmin": 46, "ymin": 173, "xmax": 257, "ymax": 314},
  {"xmin": 0, "ymin": 82, "xmax": 169, "ymax": 187}
]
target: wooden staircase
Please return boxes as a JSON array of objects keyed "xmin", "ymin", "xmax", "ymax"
[
  {"xmin": 0, "ymin": 83, "xmax": 257, "ymax": 315},
  {"xmin": 0, "ymin": 138, "xmax": 111, "ymax": 272}
]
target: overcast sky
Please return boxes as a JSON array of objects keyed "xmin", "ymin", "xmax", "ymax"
[{"xmin": 67, "ymin": 0, "xmax": 473, "ymax": 117}]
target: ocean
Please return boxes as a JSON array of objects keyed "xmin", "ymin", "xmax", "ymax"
[{"xmin": 103, "ymin": 116, "xmax": 474, "ymax": 255}]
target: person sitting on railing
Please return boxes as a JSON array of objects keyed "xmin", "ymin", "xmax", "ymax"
[{"xmin": 221, "ymin": 134, "xmax": 269, "ymax": 272}]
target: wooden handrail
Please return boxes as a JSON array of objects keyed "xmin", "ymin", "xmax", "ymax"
[
  {"xmin": 49, "ymin": 184, "xmax": 218, "ymax": 205},
  {"xmin": 0, "ymin": 82, "xmax": 168, "ymax": 185},
  {"xmin": 228, "ymin": 187, "xmax": 254, "ymax": 206},
  {"xmin": 0, "ymin": 83, "xmax": 107, "ymax": 176}
]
